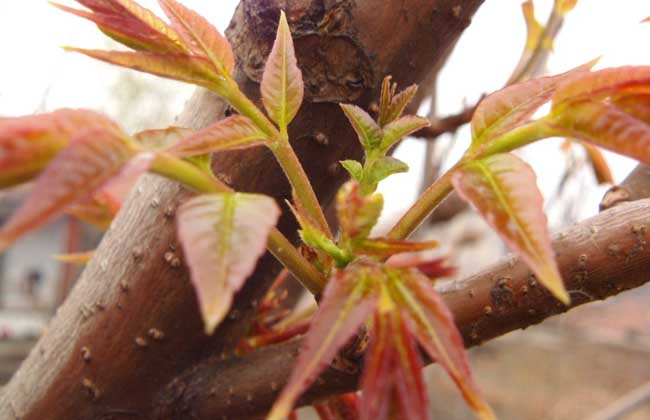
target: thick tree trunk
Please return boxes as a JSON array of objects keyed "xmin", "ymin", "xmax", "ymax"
[{"xmin": 0, "ymin": 1, "xmax": 483, "ymax": 419}]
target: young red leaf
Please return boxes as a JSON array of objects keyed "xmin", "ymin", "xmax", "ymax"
[
  {"xmin": 390, "ymin": 269, "xmax": 494, "ymax": 420},
  {"xmin": 384, "ymin": 85, "xmax": 418, "ymax": 125},
  {"xmin": 261, "ymin": 11, "xmax": 304, "ymax": 130},
  {"xmin": 355, "ymin": 238, "xmax": 438, "ymax": 258},
  {"xmin": 158, "ymin": 0, "xmax": 235, "ymax": 75},
  {"xmin": 553, "ymin": 66, "xmax": 650, "ymax": 106},
  {"xmin": 377, "ymin": 77, "xmax": 419, "ymax": 127},
  {"xmin": 360, "ymin": 310, "xmax": 429, "ymax": 420},
  {"xmin": 452, "ymin": 153, "xmax": 568, "ymax": 304},
  {"xmin": 340, "ymin": 104, "xmax": 382, "ymax": 149},
  {"xmin": 471, "ymin": 60, "xmax": 595, "ymax": 147},
  {"xmin": 612, "ymin": 93, "xmax": 650, "ymax": 123},
  {"xmin": 0, "ymin": 109, "xmax": 119, "ymax": 188},
  {"xmin": 0, "ymin": 130, "xmax": 136, "ymax": 252},
  {"xmin": 134, "ymin": 126, "xmax": 193, "ymax": 150},
  {"xmin": 54, "ymin": 0, "xmax": 186, "ymax": 53},
  {"xmin": 380, "ymin": 115, "xmax": 430, "ymax": 151},
  {"xmin": 176, "ymin": 193, "xmax": 280, "ymax": 334},
  {"xmin": 167, "ymin": 115, "xmax": 267, "ymax": 157},
  {"xmin": 268, "ymin": 266, "xmax": 379, "ymax": 420},
  {"xmin": 65, "ymin": 48, "xmax": 223, "ymax": 90},
  {"xmin": 336, "ymin": 181, "xmax": 384, "ymax": 245},
  {"xmin": 548, "ymin": 99, "xmax": 650, "ymax": 164}
]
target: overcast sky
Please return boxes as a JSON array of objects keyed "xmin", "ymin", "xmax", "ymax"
[{"xmin": 1, "ymin": 1, "xmax": 649, "ymax": 229}]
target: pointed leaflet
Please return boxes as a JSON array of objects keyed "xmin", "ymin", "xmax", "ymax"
[
  {"xmin": 268, "ymin": 266, "xmax": 379, "ymax": 420},
  {"xmin": 553, "ymin": 66, "xmax": 650, "ymax": 106},
  {"xmin": 355, "ymin": 238, "xmax": 439, "ymax": 258},
  {"xmin": 452, "ymin": 153, "xmax": 568, "ymax": 304},
  {"xmin": 65, "ymin": 48, "xmax": 222, "ymax": 89},
  {"xmin": 0, "ymin": 109, "xmax": 119, "ymax": 188},
  {"xmin": 0, "ymin": 130, "xmax": 136, "ymax": 252},
  {"xmin": 471, "ymin": 60, "xmax": 596, "ymax": 147},
  {"xmin": 177, "ymin": 193, "xmax": 280, "ymax": 334},
  {"xmin": 363, "ymin": 157, "xmax": 409, "ymax": 194},
  {"xmin": 261, "ymin": 11, "xmax": 304, "ymax": 130},
  {"xmin": 54, "ymin": 0, "xmax": 186, "ymax": 53},
  {"xmin": 389, "ymin": 269, "xmax": 494, "ymax": 419},
  {"xmin": 167, "ymin": 115, "xmax": 267, "ymax": 157},
  {"xmin": 135, "ymin": 126, "xmax": 193, "ymax": 150},
  {"xmin": 340, "ymin": 159, "xmax": 363, "ymax": 181},
  {"xmin": 548, "ymin": 99, "xmax": 650, "ymax": 164},
  {"xmin": 380, "ymin": 116, "xmax": 430, "ymax": 151},
  {"xmin": 158, "ymin": 0, "xmax": 235, "ymax": 75},
  {"xmin": 360, "ymin": 310, "xmax": 429, "ymax": 420},
  {"xmin": 340, "ymin": 104, "xmax": 382, "ymax": 149}
]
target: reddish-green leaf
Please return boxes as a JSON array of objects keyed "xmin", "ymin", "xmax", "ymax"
[
  {"xmin": 471, "ymin": 61, "xmax": 596, "ymax": 147},
  {"xmin": 360, "ymin": 310, "xmax": 429, "ymax": 420},
  {"xmin": 452, "ymin": 153, "xmax": 568, "ymax": 304},
  {"xmin": 0, "ymin": 130, "xmax": 136, "ymax": 252},
  {"xmin": 0, "ymin": 109, "xmax": 119, "ymax": 188},
  {"xmin": 378, "ymin": 76, "xmax": 418, "ymax": 127},
  {"xmin": 337, "ymin": 181, "xmax": 383, "ymax": 245},
  {"xmin": 355, "ymin": 238, "xmax": 438, "ymax": 258},
  {"xmin": 177, "ymin": 193, "xmax": 280, "ymax": 334},
  {"xmin": 268, "ymin": 266, "xmax": 379, "ymax": 420},
  {"xmin": 549, "ymin": 99, "xmax": 650, "ymax": 164},
  {"xmin": 390, "ymin": 269, "xmax": 495, "ymax": 419},
  {"xmin": 314, "ymin": 394, "xmax": 360, "ymax": 420},
  {"xmin": 380, "ymin": 116, "xmax": 430, "ymax": 151},
  {"xmin": 65, "ymin": 48, "xmax": 222, "ymax": 89},
  {"xmin": 553, "ymin": 66, "xmax": 650, "ymax": 106},
  {"xmin": 340, "ymin": 104, "xmax": 381, "ymax": 149},
  {"xmin": 54, "ymin": 0, "xmax": 186, "ymax": 53},
  {"xmin": 158, "ymin": 0, "xmax": 235, "ymax": 75},
  {"xmin": 134, "ymin": 126, "xmax": 193, "ymax": 150},
  {"xmin": 612, "ymin": 93, "xmax": 650, "ymax": 123},
  {"xmin": 261, "ymin": 11, "xmax": 304, "ymax": 130},
  {"xmin": 167, "ymin": 115, "xmax": 266, "ymax": 157}
]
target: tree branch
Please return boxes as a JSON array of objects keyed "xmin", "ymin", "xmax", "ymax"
[
  {"xmin": 0, "ymin": 1, "xmax": 485, "ymax": 419},
  {"xmin": 158, "ymin": 198, "xmax": 650, "ymax": 419}
]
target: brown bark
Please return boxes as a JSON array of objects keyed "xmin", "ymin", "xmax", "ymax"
[
  {"xmin": 0, "ymin": 1, "xmax": 484, "ymax": 419},
  {"xmin": 162, "ymin": 197, "xmax": 650, "ymax": 419}
]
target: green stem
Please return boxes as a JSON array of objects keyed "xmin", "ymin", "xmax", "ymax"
[
  {"xmin": 224, "ymin": 83, "xmax": 332, "ymax": 238},
  {"xmin": 387, "ymin": 168, "xmax": 456, "ymax": 240},
  {"xmin": 472, "ymin": 120, "xmax": 552, "ymax": 157},
  {"xmin": 272, "ymin": 142, "xmax": 333, "ymax": 238},
  {"xmin": 149, "ymin": 152, "xmax": 326, "ymax": 294}
]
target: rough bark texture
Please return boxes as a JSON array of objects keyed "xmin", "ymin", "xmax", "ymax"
[
  {"xmin": 167, "ymin": 198, "xmax": 650, "ymax": 419},
  {"xmin": 0, "ymin": 1, "xmax": 484, "ymax": 419}
]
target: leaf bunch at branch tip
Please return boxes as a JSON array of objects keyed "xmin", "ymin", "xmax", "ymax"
[
  {"xmin": 177, "ymin": 193, "xmax": 280, "ymax": 334},
  {"xmin": 340, "ymin": 77, "xmax": 428, "ymax": 194},
  {"xmin": 58, "ymin": 0, "xmax": 236, "ymax": 92},
  {"xmin": 269, "ymin": 260, "xmax": 493, "ymax": 420}
]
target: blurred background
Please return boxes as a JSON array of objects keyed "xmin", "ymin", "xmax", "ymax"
[{"xmin": 1, "ymin": 1, "xmax": 650, "ymax": 418}]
